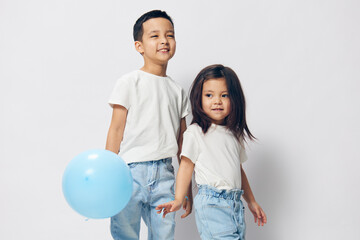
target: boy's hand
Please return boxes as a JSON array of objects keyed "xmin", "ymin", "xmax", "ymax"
[
  {"xmin": 156, "ymin": 200, "xmax": 182, "ymax": 218},
  {"xmin": 247, "ymin": 201, "xmax": 267, "ymax": 226}
]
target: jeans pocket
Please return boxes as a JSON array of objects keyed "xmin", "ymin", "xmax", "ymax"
[
  {"xmin": 200, "ymin": 198, "xmax": 237, "ymax": 237},
  {"xmin": 165, "ymin": 161, "xmax": 175, "ymax": 174}
]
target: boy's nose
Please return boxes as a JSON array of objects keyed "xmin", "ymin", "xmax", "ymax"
[{"xmin": 160, "ymin": 37, "xmax": 169, "ymax": 45}]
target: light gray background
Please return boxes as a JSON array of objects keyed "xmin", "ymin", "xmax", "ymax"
[{"xmin": 1, "ymin": 0, "xmax": 359, "ymax": 239}]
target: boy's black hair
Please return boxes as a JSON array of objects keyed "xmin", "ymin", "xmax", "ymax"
[
  {"xmin": 133, "ymin": 10, "xmax": 174, "ymax": 41},
  {"xmin": 190, "ymin": 64, "xmax": 255, "ymax": 142}
]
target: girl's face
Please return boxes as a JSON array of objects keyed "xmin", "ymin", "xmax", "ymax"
[{"xmin": 201, "ymin": 78, "xmax": 231, "ymax": 125}]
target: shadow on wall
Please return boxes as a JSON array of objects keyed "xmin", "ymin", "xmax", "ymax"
[
  {"xmin": 245, "ymin": 142, "xmax": 286, "ymax": 240},
  {"xmin": 173, "ymin": 141, "xmax": 286, "ymax": 240}
]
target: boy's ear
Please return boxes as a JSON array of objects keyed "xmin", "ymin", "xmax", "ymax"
[{"xmin": 135, "ymin": 41, "xmax": 144, "ymax": 55}]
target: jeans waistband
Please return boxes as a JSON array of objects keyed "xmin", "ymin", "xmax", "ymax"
[
  {"xmin": 197, "ymin": 184, "xmax": 243, "ymax": 200},
  {"xmin": 128, "ymin": 157, "xmax": 172, "ymax": 166}
]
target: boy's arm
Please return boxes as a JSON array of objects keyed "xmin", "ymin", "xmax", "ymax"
[
  {"xmin": 176, "ymin": 117, "xmax": 193, "ymax": 218},
  {"xmin": 241, "ymin": 166, "xmax": 267, "ymax": 226},
  {"xmin": 177, "ymin": 117, "xmax": 187, "ymax": 163},
  {"xmin": 156, "ymin": 156, "xmax": 194, "ymax": 218},
  {"xmin": 105, "ymin": 105, "xmax": 127, "ymax": 154}
]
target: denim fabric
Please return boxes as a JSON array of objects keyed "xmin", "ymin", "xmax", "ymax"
[
  {"xmin": 194, "ymin": 185, "xmax": 246, "ymax": 240},
  {"xmin": 111, "ymin": 158, "xmax": 176, "ymax": 240}
]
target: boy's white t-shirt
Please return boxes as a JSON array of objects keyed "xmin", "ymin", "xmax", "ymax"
[
  {"xmin": 108, "ymin": 70, "xmax": 189, "ymax": 164},
  {"xmin": 181, "ymin": 123, "xmax": 247, "ymax": 190}
]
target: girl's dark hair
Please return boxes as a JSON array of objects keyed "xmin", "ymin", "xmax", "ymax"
[
  {"xmin": 190, "ymin": 64, "xmax": 255, "ymax": 142},
  {"xmin": 133, "ymin": 10, "xmax": 174, "ymax": 41}
]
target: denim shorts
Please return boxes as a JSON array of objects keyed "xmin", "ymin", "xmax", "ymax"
[
  {"xmin": 110, "ymin": 158, "xmax": 176, "ymax": 240},
  {"xmin": 194, "ymin": 185, "xmax": 246, "ymax": 240}
]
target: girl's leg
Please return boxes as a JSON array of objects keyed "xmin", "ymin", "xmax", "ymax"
[{"xmin": 194, "ymin": 192, "xmax": 242, "ymax": 240}]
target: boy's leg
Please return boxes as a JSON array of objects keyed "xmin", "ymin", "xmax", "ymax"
[
  {"xmin": 110, "ymin": 200, "xmax": 142, "ymax": 240},
  {"xmin": 143, "ymin": 158, "xmax": 176, "ymax": 240},
  {"xmin": 110, "ymin": 163, "xmax": 146, "ymax": 240}
]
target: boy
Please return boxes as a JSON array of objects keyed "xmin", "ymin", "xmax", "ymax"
[{"xmin": 106, "ymin": 10, "xmax": 192, "ymax": 240}]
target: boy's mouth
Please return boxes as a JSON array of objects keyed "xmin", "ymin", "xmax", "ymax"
[{"xmin": 158, "ymin": 48, "xmax": 169, "ymax": 53}]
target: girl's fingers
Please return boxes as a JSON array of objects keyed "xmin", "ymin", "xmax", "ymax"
[{"xmin": 183, "ymin": 199, "xmax": 187, "ymax": 210}]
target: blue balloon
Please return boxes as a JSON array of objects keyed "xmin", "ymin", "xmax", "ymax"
[{"xmin": 62, "ymin": 149, "xmax": 133, "ymax": 219}]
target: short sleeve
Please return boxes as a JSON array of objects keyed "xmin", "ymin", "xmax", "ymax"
[
  {"xmin": 108, "ymin": 77, "xmax": 131, "ymax": 109},
  {"xmin": 180, "ymin": 130, "xmax": 199, "ymax": 164},
  {"xmin": 240, "ymin": 147, "xmax": 248, "ymax": 164},
  {"xmin": 180, "ymin": 88, "xmax": 190, "ymax": 118}
]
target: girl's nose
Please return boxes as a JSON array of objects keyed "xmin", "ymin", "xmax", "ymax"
[{"xmin": 214, "ymin": 98, "xmax": 222, "ymax": 104}]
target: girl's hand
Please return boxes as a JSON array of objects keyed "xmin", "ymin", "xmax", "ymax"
[
  {"xmin": 181, "ymin": 194, "xmax": 193, "ymax": 218},
  {"xmin": 247, "ymin": 201, "xmax": 267, "ymax": 226},
  {"xmin": 156, "ymin": 200, "xmax": 182, "ymax": 218}
]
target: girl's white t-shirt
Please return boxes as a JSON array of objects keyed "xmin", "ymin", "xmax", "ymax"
[
  {"xmin": 109, "ymin": 70, "xmax": 189, "ymax": 163},
  {"xmin": 181, "ymin": 123, "xmax": 247, "ymax": 190}
]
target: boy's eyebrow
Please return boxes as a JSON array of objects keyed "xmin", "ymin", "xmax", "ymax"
[{"xmin": 148, "ymin": 30, "xmax": 175, "ymax": 34}]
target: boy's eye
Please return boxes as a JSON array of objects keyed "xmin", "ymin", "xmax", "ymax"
[
  {"xmin": 151, "ymin": 35, "xmax": 158, "ymax": 38},
  {"xmin": 167, "ymin": 34, "xmax": 174, "ymax": 38}
]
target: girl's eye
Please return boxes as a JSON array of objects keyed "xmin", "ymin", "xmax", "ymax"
[
  {"xmin": 205, "ymin": 94, "xmax": 212, "ymax": 97},
  {"xmin": 222, "ymin": 94, "xmax": 229, "ymax": 98}
]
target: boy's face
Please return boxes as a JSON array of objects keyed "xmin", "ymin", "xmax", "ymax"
[{"xmin": 135, "ymin": 18, "xmax": 176, "ymax": 66}]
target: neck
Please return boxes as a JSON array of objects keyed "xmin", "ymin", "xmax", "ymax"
[{"xmin": 140, "ymin": 62, "xmax": 168, "ymax": 77}]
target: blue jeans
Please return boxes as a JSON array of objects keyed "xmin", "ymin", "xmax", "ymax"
[
  {"xmin": 194, "ymin": 185, "xmax": 246, "ymax": 240},
  {"xmin": 111, "ymin": 158, "xmax": 176, "ymax": 240}
]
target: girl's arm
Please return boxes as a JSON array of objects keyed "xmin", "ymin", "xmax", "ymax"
[
  {"xmin": 175, "ymin": 117, "xmax": 193, "ymax": 217},
  {"xmin": 241, "ymin": 166, "xmax": 267, "ymax": 226},
  {"xmin": 156, "ymin": 156, "xmax": 194, "ymax": 218},
  {"xmin": 105, "ymin": 105, "xmax": 127, "ymax": 153}
]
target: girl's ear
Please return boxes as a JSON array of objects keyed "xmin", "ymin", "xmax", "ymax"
[{"xmin": 135, "ymin": 41, "xmax": 144, "ymax": 55}]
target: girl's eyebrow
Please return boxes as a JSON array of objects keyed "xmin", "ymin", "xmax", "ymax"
[{"xmin": 203, "ymin": 90, "xmax": 228, "ymax": 93}]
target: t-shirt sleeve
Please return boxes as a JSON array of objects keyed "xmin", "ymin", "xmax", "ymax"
[
  {"xmin": 108, "ymin": 77, "xmax": 131, "ymax": 109},
  {"xmin": 180, "ymin": 130, "xmax": 199, "ymax": 164},
  {"xmin": 180, "ymin": 88, "xmax": 190, "ymax": 118},
  {"xmin": 240, "ymin": 147, "xmax": 248, "ymax": 164}
]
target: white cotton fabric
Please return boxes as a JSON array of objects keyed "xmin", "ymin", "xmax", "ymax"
[
  {"xmin": 109, "ymin": 70, "xmax": 190, "ymax": 164},
  {"xmin": 181, "ymin": 123, "xmax": 247, "ymax": 190}
]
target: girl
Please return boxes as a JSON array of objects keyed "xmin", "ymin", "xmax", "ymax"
[{"xmin": 156, "ymin": 64, "xmax": 267, "ymax": 239}]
